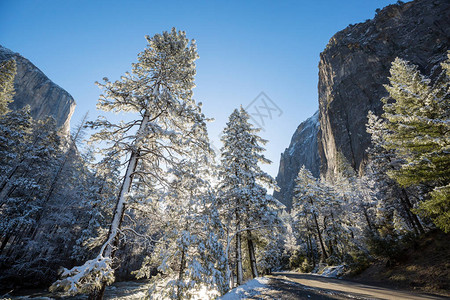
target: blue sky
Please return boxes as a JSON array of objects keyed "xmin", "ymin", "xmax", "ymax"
[{"xmin": 0, "ymin": 0, "xmax": 397, "ymax": 177}]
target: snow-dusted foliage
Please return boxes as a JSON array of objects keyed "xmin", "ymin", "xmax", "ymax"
[
  {"xmin": 70, "ymin": 151, "xmax": 119, "ymax": 262},
  {"xmin": 52, "ymin": 28, "xmax": 216, "ymax": 297},
  {"xmin": 0, "ymin": 104, "xmax": 119, "ymax": 287},
  {"xmin": 0, "ymin": 111, "xmax": 61, "ymax": 243},
  {"xmin": 218, "ymin": 107, "xmax": 282, "ymax": 286},
  {"xmin": 291, "ymin": 166, "xmax": 330, "ymax": 264},
  {"xmin": 372, "ymin": 54, "xmax": 449, "ymax": 232},
  {"xmin": 365, "ymin": 111, "xmax": 425, "ymax": 236},
  {"xmin": 291, "ymin": 160, "xmax": 376, "ymax": 269},
  {"xmin": 133, "ymin": 126, "xmax": 228, "ymax": 299},
  {"xmin": 50, "ymin": 254, "xmax": 114, "ymax": 295},
  {"xmin": 0, "ymin": 58, "xmax": 16, "ymax": 115}
]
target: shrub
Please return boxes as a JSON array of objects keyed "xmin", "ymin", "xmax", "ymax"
[
  {"xmin": 300, "ymin": 258, "xmax": 314, "ymax": 273},
  {"xmin": 288, "ymin": 250, "xmax": 304, "ymax": 270}
]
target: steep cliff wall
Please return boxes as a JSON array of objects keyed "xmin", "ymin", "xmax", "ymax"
[
  {"xmin": 318, "ymin": 0, "xmax": 450, "ymax": 177},
  {"xmin": 273, "ymin": 111, "xmax": 321, "ymax": 209},
  {"xmin": 275, "ymin": 0, "xmax": 449, "ymax": 207},
  {"xmin": 0, "ymin": 45, "xmax": 76, "ymax": 134}
]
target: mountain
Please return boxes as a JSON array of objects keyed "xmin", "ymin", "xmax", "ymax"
[
  {"xmin": 318, "ymin": 0, "xmax": 449, "ymax": 177},
  {"xmin": 273, "ymin": 111, "xmax": 321, "ymax": 210},
  {"xmin": 0, "ymin": 45, "xmax": 76, "ymax": 134},
  {"xmin": 274, "ymin": 0, "xmax": 450, "ymax": 207}
]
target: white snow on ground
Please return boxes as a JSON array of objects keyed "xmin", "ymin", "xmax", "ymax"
[
  {"xmin": 219, "ymin": 277, "xmax": 271, "ymax": 299},
  {"xmin": 320, "ymin": 264, "xmax": 346, "ymax": 278}
]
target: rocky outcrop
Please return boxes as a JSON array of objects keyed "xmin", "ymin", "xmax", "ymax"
[
  {"xmin": 0, "ymin": 45, "xmax": 75, "ymax": 134},
  {"xmin": 275, "ymin": 0, "xmax": 449, "ymax": 206},
  {"xmin": 318, "ymin": 0, "xmax": 450, "ymax": 177},
  {"xmin": 273, "ymin": 111, "xmax": 321, "ymax": 210}
]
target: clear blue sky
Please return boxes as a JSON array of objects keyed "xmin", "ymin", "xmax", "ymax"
[{"xmin": 0, "ymin": 0, "xmax": 397, "ymax": 177}]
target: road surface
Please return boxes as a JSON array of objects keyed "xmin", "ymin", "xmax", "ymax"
[{"xmin": 263, "ymin": 272, "xmax": 447, "ymax": 300}]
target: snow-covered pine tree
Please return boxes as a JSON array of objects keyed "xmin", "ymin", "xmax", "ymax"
[
  {"xmin": 381, "ymin": 55, "xmax": 450, "ymax": 232},
  {"xmin": 319, "ymin": 178, "xmax": 350, "ymax": 263},
  {"xmin": 219, "ymin": 107, "xmax": 280, "ymax": 286},
  {"xmin": 365, "ymin": 111, "xmax": 424, "ymax": 235},
  {"xmin": 28, "ymin": 113, "xmax": 90, "ymax": 243},
  {"xmin": 330, "ymin": 154, "xmax": 374, "ymax": 253},
  {"xmin": 0, "ymin": 59, "xmax": 16, "ymax": 116},
  {"xmin": 51, "ymin": 28, "xmax": 211, "ymax": 297},
  {"xmin": 134, "ymin": 146, "xmax": 227, "ymax": 299},
  {"xmin": 0, "ymin": 115, "xmax": 63, "ymax": 283},
  {"xmin": 70, "ymin": 152, "xmax": 119, "ymax": 262},
  {"xmin": 0, "ymin": 107, "xmax": 33, "ymax": 254},
  {"xmin": 291, "ymin": 166, "xmax": 329, "ymax": 262}
]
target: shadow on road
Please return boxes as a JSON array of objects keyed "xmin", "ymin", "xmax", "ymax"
[{"xmin": 271, "ymin": 272, "xmax": 448, "ymax": 300}]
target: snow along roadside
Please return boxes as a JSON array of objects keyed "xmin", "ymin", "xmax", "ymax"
[{"xmin": 219, "ymin": 277, "xmax": 272, "ymax": 299}]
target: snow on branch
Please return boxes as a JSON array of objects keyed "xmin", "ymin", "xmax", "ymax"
[{"xmin": 49, "ymin": 254, "xmax": 114, "ymax": 295}]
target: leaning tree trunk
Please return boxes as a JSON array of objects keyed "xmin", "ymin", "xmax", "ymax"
[
  {"xmin": 90, "ymin": 95, "xmax": 158, "ymax": 299},
  {"xmin": 91, "ymin": 149, "xmax": 139, "ymax": 300},
  {"xmin": 177, "ymin": 220, "xmax": 189, "ymax": 300}
]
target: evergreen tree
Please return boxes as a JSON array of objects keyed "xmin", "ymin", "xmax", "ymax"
[
  {"xmin": 0, "ymin": 115, "xmax": 64, "ymax": 284},
  {"xmin": 219, "ymin": 107, "xmax": 280, "ymax": 286},
  {"xmin": 134, "ymin": 155, "xmax": 227, "ymax": 299},
  {"xmin": 131, "ymin": 112, "xmax": 227, "ymax": 299},
  {"xmin": 381, "ymin": 55, "xmax": 450, "ymax": 232},
  {"xmin": 0, "ymin": 59, "xmax": 16, "ymax": 116},
  {"xmin": 366, "ymin": 111, "xmax": 425, "ymax": 235},
  {"xmin": 51, "ymin": 28, "xmax": 211, "ymax": 297},
  {"xmin": 291, "ymin": 166, "xmax": 329, "ymax": 262}
]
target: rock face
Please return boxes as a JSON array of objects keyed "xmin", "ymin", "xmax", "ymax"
[
  {"xmin": 273, "ymin": 111, "xmax": 321, "ymax": 210},
  {"xmin": 0, "ymin": 45, "xmax": 75, "ymax": 134},
  {"xmin": 275, "ymin": 0, "xmax": 449, "ymax": 206},
  {"xmin": 318, "ymin": 0, "xmax": 450, "ymax": 177}
]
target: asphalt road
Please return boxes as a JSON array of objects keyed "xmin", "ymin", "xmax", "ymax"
[{"xmin": 267, "ymin": 272, "xmax": 448, "ymax": 300}]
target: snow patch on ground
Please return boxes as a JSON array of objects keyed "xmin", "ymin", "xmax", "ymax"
[
  {"xmin": 319, "ymin": 265, "xmax": 346, "ymax": 278},
  {"xmin": 219, "ymin": 277, "xmax": 271, "ymax": 299}
]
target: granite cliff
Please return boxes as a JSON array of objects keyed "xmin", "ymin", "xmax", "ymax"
[
  {"xmin": 275, "ymin": 0, "xmax": 449, "ymax": 207},
  {"xmin": 318, "ymin": 0, "xmax": 449, "ymax": 176},
  {"xmin": 0, "ymin": 45, "xmax": 75, "ymax": 134},
  {"xmin": 273, "ymin": 111, "xmax": 321, "ymax": 209}
]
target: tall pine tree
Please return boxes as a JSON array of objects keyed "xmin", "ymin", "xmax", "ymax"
[
  {"xmin": 0, "ymin": 59, "xmax": 16, "ymax": 116},
  {"xmin": 219, "ymin": 107, "xmax": 280, "ymax": 286},
  {"xmin": 51, "ymin": 28, "xmax": 211, "ymax": 297},
  {"xmin": 380, "ymin": 55, "xmax": 450, "ymax": 232}
]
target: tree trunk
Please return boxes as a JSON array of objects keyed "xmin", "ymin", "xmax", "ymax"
[
  {"xmin": 235, "ymin": 223, "xmax": 243, "ymax": 285},
  {"xmin": 306, "ymin": 233, "xmax": 312, "ymax": 261},
  {"xmin": 246, "ymin": 230, "xmax": 258, "ymax": 278},
  {"xmin": 0, "ymin": 161, "xmax": 23, "ymax": 199},
  {"xmin": 92, "ymin": 107, "xmax": 155, "ymax": 299},
  {"xmin": 400, "ymin": 188, "xmax": 425, "ymax": 234},
  {"xmin": 399, "ymin": 196, "xmax": 419, "ymax": 235},
  {"xmin": 0, "ymin": 233, "xmax": 11, "ymax": 254},
  {"xmin": 93, "ymin": 150, "xmax": 139, "ymax": 300},
  {"xmin": 363, "ymin": 207, "xmax": 373, "ymax": 232},
  {"xmin": 177, "ymin": 248, "xmax": 186, "ymax": 300},
  {"xmin": 310, "ymin": 206, "xmax": 328, "ymax": 261}
]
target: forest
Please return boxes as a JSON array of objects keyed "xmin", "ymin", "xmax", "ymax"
[{"xmin": 0, "ymin": 27, "xmax": 449, "ymax": 299}]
